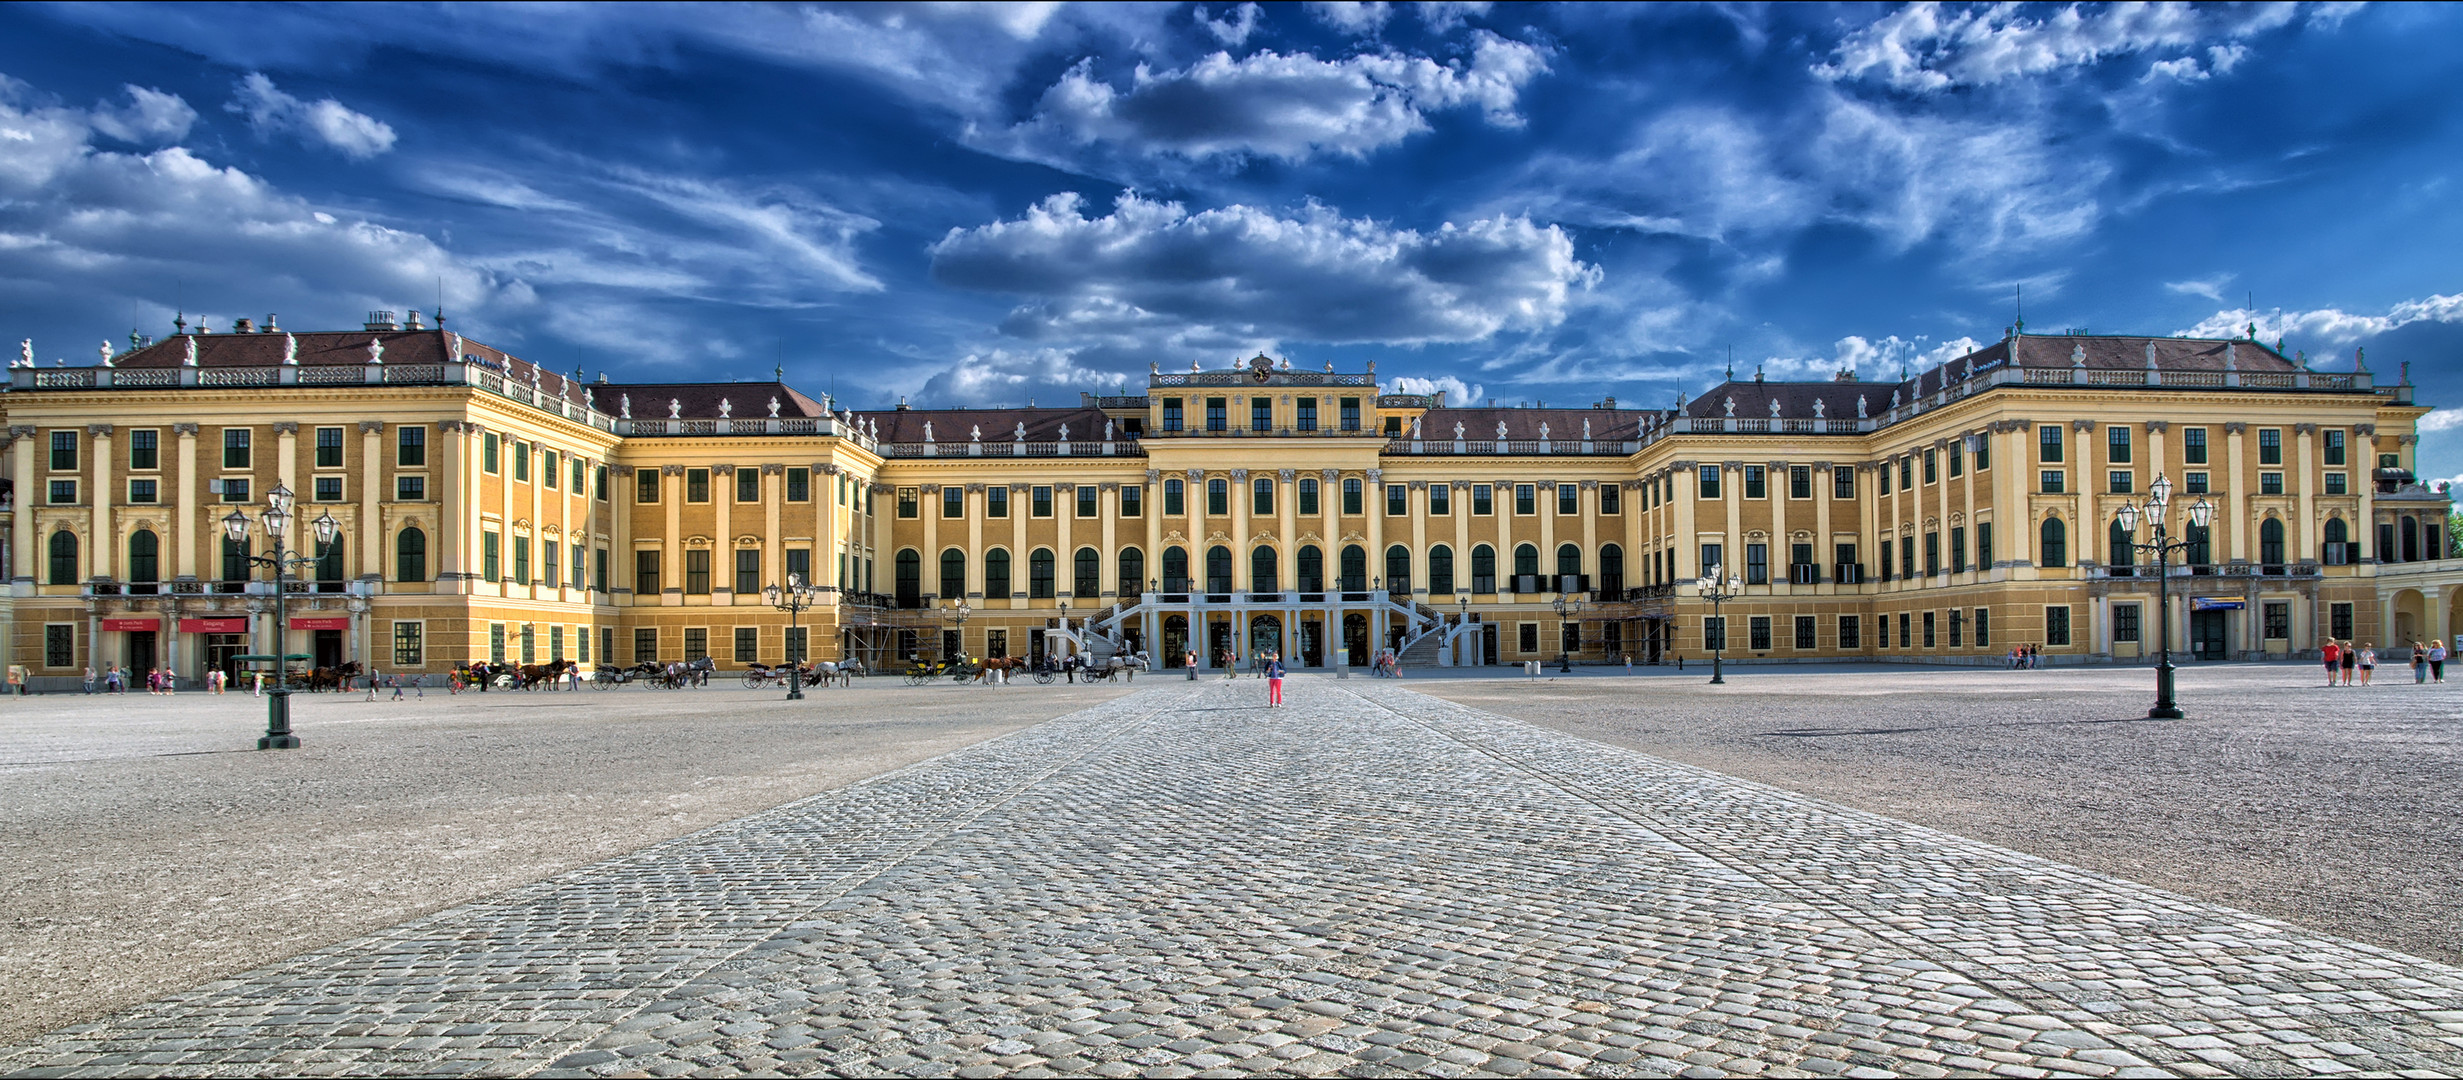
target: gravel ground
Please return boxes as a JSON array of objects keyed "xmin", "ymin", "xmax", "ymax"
[
  {"xmin": 1415, "ymin": 662, "xmax": 2463, "ymax": 970},
  {"xmin": 0, "ymin": 678, "xmax": 1131, "ymax": 1045}
]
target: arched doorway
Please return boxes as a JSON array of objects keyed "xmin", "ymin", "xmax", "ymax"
[
  {"xmin": 2393, "ymin": 589, "xmax": 2426, "ymax": 645},
  {"xmin": 1162, "ymin": 614, "xmax": 1189, "ymax": 666},
  {"xmin": 1343, "ymin": 612, "xmax": 1369, "ymax": 666},
  {"xmin": 1249, "ymin": 614, "xmax": 1282, "ymax": 663}
]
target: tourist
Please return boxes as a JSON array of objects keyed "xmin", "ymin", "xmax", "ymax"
[
  {"xmin": 1184, "ymin": 648, "xmax": 1197, "ymax": 680},
  {"xmin": 2433, "ymin": 640, "xmax": 2448, "ymax": 683},
  {"xmin": 2358, "ymin": 643, "xmax": 2377, "ymax": 686},
  {"xmin": 2413, "ymin": 642, "xmax": 2429, "ymax": 683},
  {"xmin": 2340, "ymin": 640, "xmax": 2357, "ymax": 686},
  {"xmin": 105, "ymin": 664, "xmax": 123, "ymax": 694},
  {"xmin": 1265, "ymin": 651, "xmax": 1286, "ymax": 707},
  {"xmin": 82, "ymin": 665, "xmax": 96, "ymax": 695},
  {"xmin": 2321, "ymin": 640, "xmax": 2341, "ymax": 686}
]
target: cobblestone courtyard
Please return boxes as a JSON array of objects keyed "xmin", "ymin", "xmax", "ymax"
[{"xmin": 7, "ymin": 674, "xmax": 2463, "ymax": 1077}]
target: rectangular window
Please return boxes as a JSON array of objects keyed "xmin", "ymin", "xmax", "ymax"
[
  {"xmin": 44, "ymin": 625, "xmax": 73, "ymax": 668},
  {"xmin": 314, "ymin": 476, "xmax": 343, "ymax": 502},
  {"xmin": 1949, "ymin": 609, "xmax": 1963, "ymax": 647},
  {"xmin": 2039, "ymin": 424, "xmax": 2064, "ymax": 463},
  {"xmin": 48, "ymin": 479, "xmax": 76, "ymax": 505},
  {"xmin": 1384, "ymin": 415, "xmax": 1402, "ymax": 438},
  {"xmin": 1880, "ymin": 541, "xmax": 1894, "ymax": 581},
  {"xmin": 2040, "ymin": 470, "xmax": 2065, "ymax": 494},
  {"xmin": 1549, "ymin": 484, "xmax": 1571, "ymax": 515},
  {"xmin": 314, "ymin": 426, "xmax": 343, "ymax": 468},
  {"xmin": 1035, "ymin": 485, "xmax": 1056, "ymax": 517},
  {"xmin": 482, "ymin": 432, "xmax": 499, "ymax": 473},
  {"xmin": 1430, "ymin": 485, "xmax": 1452, "ymax": 515},
  {"xmin": 1745, "ymin": 543, "xmax": 1769, "ymax": 585},
  {"xmin": 2325, "ymin": 472, "xmax": 2347, "ymax": 495},
  {"xmin": 1923, "ymin": 450, "xmax": 1938, "ymax": 485},
  {"xmin": 571, "ymin": 457, "xmax": 585, "ymax": 492},
  {"xmin": 2045, "ymin": 606, "xmax": 2071, "ymax": 646},
  {"xmin": 2331, "ymin": 602, "xmax": 2353, "ymax": 640},
  {"xmin": 784, "ymin": 626, "xmax": 806, "ymax": 664},
  {"xmin": 786, "ymin": 467, "xmax": 810, "ymax": 502},
  {"xmin": 1838, "ymin": 615, "xmax": 1861, "ymax": 650},
  {"xmin": 1743, "ymin": 466, "xmax": 1766, "ymax": 499},
  {"xmin": 1472, "ymin": 484, "xmax": 1492, "ymax": 515},
  {"xmin": 1516, "ymin": 622, "xmax": 1539, "ymax": 653},
  {"xmin": 1898, "ymin": 612, "xmax": 1911, "ymax": 649},
  {"xmin": 1297, "ymin": 399, "xmax": 1318, "ymax": 431},
  {"xmin": 1749, "ymin": 616, "xmax": 1772, "ymax": 651},
  {"xmin": 1699, "ymin": 465, "xmax": 1722, "ymax": 499},
  {"xmin": 1251, "ymin": 398, "xmax": 1272, "ymax": 432},
  {"xmin": 1343, "ymin": 478, "xmax": 1362, "ymax": 515},
  {"xmin": 512, "ymin": 442, "xmax": 529, "ymax": 482},
  {"xmin": 512, "ymin": 535, "xmax": 530, "ymax": 585},
  {"xmin": 1340, "ymin": 397, "xmax": 1361, "ymax": 431},
  {"xmin": 1161, "ymin": 398, "xmax": 1183, "ymax": 431},
  {"xmin": 1900, "ymin": 535, "xmax": 1915, "ymax": 579},
  {"xmin": 634, "ymin": 627, "xmax": 657, "ymax": 663},
  {"xmin": 684, "ymin": 628, "xmax": 708, "ymax": 662},
  {"xmin": 736, "ymin": 468, "xmax": 759, "ymax": 503},
  {"xmin": 1974, "ymin": 607, "xmax": 1990, "ymax": 648},
  {"xmin": 2263, "ymin": 601, "xmax": 2290, "ymax": 640},
  {"xmin": 481, "ymin": 531, "xmax": 501, "ymax": 581},
  {"xmin": 394, "ymin": 474, "xmax": 424, "ymax": 501},
  {"xmin": 636, "ymin": 470, "xmax": 660, "ymax": 503},
  {"xmin": 128, "ymin": 478, "xmax": 157, "ymax": 504},
  {"xmin": 571, "ymin": 544, "xmax": 585, "ymax": 589},
  {"xmin": 1924, "ymin": 532, "xmax": 1941, "ymax": 576},
  {"xmin": 48, "ymin": 430, "xmax": 76, "ymax": 472},
  {"xmin": 1597, "ymin": 485, "xmax": 1617, "ymax": 515},
  {"xmin": 2184, "ymin": 472, "xmax": 2209, "ymax": 495},
  {"xmin": 2110, "ymin": 470, "xmax": 2133, "ymax": 495},
  {"xmin": 1922, "ymin": 610, "xmax": 1937, "ymax": 648},
  {"xmin": 1207, "ymin": 480, "xmax": 1227, "ymax": 516},
  {"xmin": 685, "ymin": 468, "xmax": 709, "ymax": 502},
  {"xmin": 2114, "ymin": 603, "xmax": 2143, "ymax": 643},
  {"xmin": 635, "ymin": 550, "xmax": 660, "ymax": 594},
  {"xmin": 2324, "ymin": 428, "xmax": 2346, "ymax": 466},
  {"xmin": 594, "ymin": 548, "xmax": 608, "ymax": 592},
  {"xmin": 519, "ymin": 624, "xmax": 535, "ymax": 664},
  {"xmin": 2259, "ymin": 428, "xmax": 2283, "ymax": 465},
  {"xmin": 784, "ymin": 547, "xmax": 811, "ymax": 586},
  {"xmin": 490, "ymin": 623, "xmax": 506, "ymax": 664},
  {"xmin": 943, "ymin": 487, "xmax": 965, "ymax": 518},
  {"xmin": 1079, "ymin": 486, "xmax": 1099, "ymax": 518},
  {"xmin": 1899, "ymin": 457, "xmax": 1913, "ymax": 489},
  {"xmin": 1948, "ymin": 446, "xmax": 1963, "ymax": 478},
  {"xmin": 1514, "ymin": 484, "xmax": 1536, "ymax": 514},
  {"xmin": 222, "ymin": 428, "xmax": 250, "ymax": 469},
  {"xmin": 1794, "ymin": 616, "xmax": 1816, "ymax": 650},
  {"xmin": 1389, "ymin": 484, "xmax": 1408, "ymax": 516},
  {"xmin": 2261, "ymin": 472, "xmax": 2284, "ymax": 495},
  {"xmin": 2183, "ymin": 427, "xmax": 2208, "ymax": 465},
  {"xmin": 735, "ymin": 626, "xmax": 759, "ymax": 664},
  {"xmin": 2107, "ymin": 426, "xmax": 2132, "ymax": 464},
  {"xmin": 1206, "ymin": 397, "xmax": 1227, "ymax": 432},
  {"xmin": 597, "ymin": 465, "xmax": 612, "ymax": 501},
  {"xmin": 1834, "ymin": 467, "xmax": 1855, "ymax": 500},
  {"xmin": 546, "ymin": 625, "xmax": 563, "ymax": 662},
  {"xmin": 392, "ymin": 621, "xmax": 423, "ymax": 667},
  {"xmin": 1974, "ymin": 437, "xmax": 1990, "ymax": 471},
  {"xmin": 986, "ymin": 486, "xmax": 1009, "ymax": 518},
  {"xmin": 128, "ymin": 429, "xmax": 158, "ymax": 470},
  {"xmin": 1165, "ymin": 479, "xmax": 1185, "ymax": 516},
  {"xmin": 1977, "ymin": 522, "xmax": 1993, "ymax": 568},
  {"xmin": 1789, "ymin": 465, "xmax": 1812, "ymax": 500},
  {"xmin": 684, "ymin": 549, "xmax": 711, "ymax": 594},
  {"xmin": 1702, "ymin": 616, "xmax": 1726, "ymax": 653},
  {"xmin": 1700, "ymin": 543, "xmax": 1723, "ymax": 576},
  {"xmin": 1122, "ymin": 485, "xmax": 1144, "ymax": 516},
  {"xmin": 1950, "ymin": 526, "xmax": 1967, "ymax": 573},
  {"xmin": 735, "ymin": 548, "xmax": 759, "ymax": 594}
]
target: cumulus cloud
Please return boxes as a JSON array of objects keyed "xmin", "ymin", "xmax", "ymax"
[
  {"xmin": 87, "ymin": 85, "xmax": 195, "ymax": 144},
  {"xmin": 227, "ymin": 72, "xmax": 396, "ymax": 158},
  {"xmin": 996, "ymin": 34, "xmax": 1548, "ymax": 163},
  {"xmin": 1388, "ymin": 374, "xmax": 1484, "ymax": 406},
  {"xmin": 1308, "ymin": 1, "xmax": 1393, "ymax": 35},
  {"xmin": 929, "ymin": 192, "xmax": 1598, "ymax": 347},
  {"xmin": 1817, "ymin": 1, "xmax": 2310, "ymax": 93},
  {"xmin": 1196, "ymin": 2, "xmax": 1260, "ymax": 45},
  {"xmin": 2179, "ymin": 294, "xmax": 2463, "ymax": 346},
  {"xmin": 910, "ymin": 347, "xmax": 1127, "ymax": 406},
  {"xmin": 1759, "ymin": 334, "xmax": 1985, "ymax": 384},
  {"xmin": 1416, "ymin": 3, "xmax": 1494, "ymax": 34}
]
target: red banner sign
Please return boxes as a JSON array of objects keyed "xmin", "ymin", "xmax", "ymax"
[
  {"xmin": 179, "ymin": 617, "xmax": 249, "ymax": 634},
  {"xmin": 100, "ymin": 617, "xmax": 158, "ymax": 632},
  {"xmin": 288, "ymin": 616, "xmax": 351, "ymax": 631}
]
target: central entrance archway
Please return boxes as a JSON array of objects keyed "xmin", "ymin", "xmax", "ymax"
[{"xmin": 1249, "ymin": 615, "xmax": 1281, "ymax": 663}]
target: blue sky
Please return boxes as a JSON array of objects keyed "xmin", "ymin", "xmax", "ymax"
[{"xmin": 4, "ymin": 2, "xmax": 2461, "ymax": 474}]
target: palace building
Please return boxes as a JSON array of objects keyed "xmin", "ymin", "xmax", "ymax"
[{"xmin": 0, "ymin": 311, "xmax": 2453, "ymax": 688}]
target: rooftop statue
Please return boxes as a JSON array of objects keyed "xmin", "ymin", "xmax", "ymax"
[
  {"xmin": 718, "ymin": 398, "xmax": 732, "ymax": 418},
  {"xmin": 620, "ymin": 394, "xmax": 631, "ymax": 419},
  {"xmin": 668, "ymin": 398, "xmax": 681, "ymax": 419},
  {"xmin": 767, "ymin": 396, "xmax": 781, "ymax": 418},
  {"xmin": 1723, "ymin": 396, "xmax": 1736, "ymax": 417},
  {"xmin": 1813, "ymin": 398, "xmax": 1826, "ymax": 418},
  {"xmin": 923, "ymin": 421, "xmax": 935, "ymax": 442}
]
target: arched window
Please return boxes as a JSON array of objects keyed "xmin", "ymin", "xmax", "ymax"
[
  {"xmin": 2323, "ymin": 517, "xmax": 2350, "ymax": 565},
  {"xmin": 1385, "ymin": 544, "xmax": 1411, "ymax": 593},
  {"xmin": 315, "ymin": 537, "xmax": 346, "ymax": 591},
  {"xmin": 47, "ymin": 529, "xmax": 77, "ymax": 586},
  {"xmin": 2185, "ymin": 522, "xmax": 2211, "ymax": 567},
  {"xmin": 1029, "ymin": 549, "xmax": 1055, "ymax": 598},
  {"xmin": 1513, "ymin": 543, "xmax": 1539, "ymax": 590},
  {"xmin": 1296, "ymin": 545, "xmax": 1323, "ymax": 592},
  {"xmin": 1339, "ymin": 545, "xmax": 1367, "ymax": 591},
  {"xmin": 983, "ymin": 548, "xmax": 1012, "ymax": 598},
  {"xmin": 128, "ymin": 530, "xmax": 160, "ymax": 590},
  {"xmin": 1250, "ymin": 546, "xmax": 1279, "ymax": 593},
  {"xmin": 1075, "ymin": 547, "xmax": 1101, "ymax": 597},
  {"xmin": 1429, "ymin": 544, "xmax": 1455, "ymax": 596},
  {"xmin": 895, "ymin": 549, "xmax": 921, "ymax": 606},
  {"xmin": 1118, "ymin": 547, "xmax": 1145, "ymax": 594},
  {"xmin": 940, "ymin": 547, "xmax": 967, "ymax": 599},
  {"xmin": 1162, "ymin": 546, "xmax": 1189, "ymax": 591},
  {"xmin": 1472, "ymin": 544, "xmax": 1497, "ymax": 592},
  {"xmin": 2040, "ymin": 518, "xmax": 2067, "ymax": 568},
  {"xmin": 1205, "ymin": 545, "xmax": 1232, "ymax": 593},
  {"xmin": 1557, "ymin": 543, "xmax": 1582, "ymax": 583},
  {"xmin": 2401, "ymin": 515, "xmax": 2420, "ymax": 562},
  {"xmin": 2108, "ymin": 520, "xmax": 2133, "ymax": 569},
  {"xmin": 2259, "ymin": 518, "xmax": 2286, "ymax": 566},
  {"xmin": 395, "ymin": 527, "xmax": 428, "ymax": 583},
  {"xmin": 219, "ymin": 536, "xmax": 252, "ymax": 593},
  {"xmin": 1599, "ymin": 544, "xmax": 1624, "ymax": 594}
]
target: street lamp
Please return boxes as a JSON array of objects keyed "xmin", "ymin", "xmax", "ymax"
[
  {"xmin": 2115, "ymin": 473, "xmax": 2216, "ymax": 720},
  {"xmin": 762, "ymin": 573, "xmax": 818, "ymax": 700},
  {"xmin": 1695, "ymin": 565, "xmax": 1743, "ymax": 685},
  {"xmin": 1551, "ymin": 590, "xmax": 1588, "ymax": 673},
  {"xmin": 944, "ymin": 599, "xmax": 972, "ymax": 664},
  {"xmin": 221, "ymin": 485, "xmax": 338, "ymax": 749}
]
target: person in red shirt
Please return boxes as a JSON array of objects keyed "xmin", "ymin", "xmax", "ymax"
[{"xmin": 2322, "ymin": 640, "xmax": 2342, "ymax": 686}]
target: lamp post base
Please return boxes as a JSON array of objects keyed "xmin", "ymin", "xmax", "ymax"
[
  {"xmin": 2148, "ymin": 657, "xmax": 2182, "ymax": 719},
  {"xmin": 259, "ymin": 690, "xmax": 299, "ymax": 750},
  {"xmin": 786, "ymin": 671, "xmax": 805, "ymax": 701},
  {"xmin": 1709, "ymin": 656, "xmax": 1725, "ymax": 685}
]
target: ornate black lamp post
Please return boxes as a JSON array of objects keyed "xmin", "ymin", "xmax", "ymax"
[
  {"xmin": 1696, "ymin": 565, "xmax": 1742, "ymax": 685},
  {"xmin": 944, "ymin": 599, "xmax": 972, "ymax": 664},
  {"xmin": 2115, "ymin": 473, "xmax": 2216, "ymax": 720},
  {"xmin": 1551, "ymin": 590, "xmax": 1588, "ymax": 673},
  {"xmin": 762, "ymin": 573, "xmax": 818, "ymax": 700},
  {"xmin": 221, "ymin": 484, "xmax": 338, "ymax": 749}
]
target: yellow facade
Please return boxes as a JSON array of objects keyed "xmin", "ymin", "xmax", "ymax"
[{"xmin": 1, "ymin": 322, "xmax": 2452, "ymax": 687}]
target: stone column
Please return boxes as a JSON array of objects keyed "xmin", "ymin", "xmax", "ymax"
[
  {"xmin": 1004, "ymin": 484, "xmax": 1024, "ymax": 605},
  {"xmin": 359, "ymin": 421, "xmax": 384, "ymax": 582},
  {"xmin": 1187, "ymin": 470, "xmax": 1209, "ymax": 583},
  {"xmin": 2295, "ymin": 424, "xmax": 2318, "ymax": 564},
  {"xmin": 661, "ymin": 465, "xmax": 683, "ymax": 604},
  {"xmin": 816, "ymin": 465, "xmax": 839, "ymax": 590},
  {"xmin": 762, "ymin": 465, "xmax": 784, "ymax": 590},
  {"xmin": 1672, "ymin": 463, "xmax": 1698, "ymax": 581},
  {"xmin": 1226, "ymin": 472, "xmax": 1248, "ymax": 591},
  {"xmin": 1364, "ymin": 468, "xmax": 1385, "ymax": 593},
  {"xmin": 174, "ymin": 424, "xmax": 201, "ymax": 580},
  {"xmin": 2224, "ymin": 423, "xmax": 2248, "ymax": 563},
  {"xmin": 1766, "ymin": 463, "xmax": 1787, "ymax": 588},
  {"xmin": 89, "ymin": 426, "xmax": 114, "ymax": 580},
  {"xmin": 7, "ymin": 427, "xmax": 33, "ymax": 585},
  {"xmin": 919, "ymin": 484, "xmax": 940, "ymax": 598},
  {"xmin": 1722, "ymin": 463, "xmax": 1744, "ymax": 577},
  {"xmin": 1995, "ymin": 423, "xmax": 2030, "ymax": 567},
  {"xmin": 711, "ymin": 465, "xmax": 733, "ymax": 603},
  {"xmin": 1410, "ymin": 480, "xmax": 1431, "ymax": 601},
  {"xmin": 1143, "ymin": 470, "xmax": 1162, "ymax": 595},
  {"xmin": 1578, "ymin": 480, "xmax": 1599, "ymax": 593},
  {"xmin": 1099, "ymin": 482, "xmax": 1120, "ymax": 600},
  {"xmin": 1275, "ymin": 470, "xmax": 1296, "ymax": 595}
]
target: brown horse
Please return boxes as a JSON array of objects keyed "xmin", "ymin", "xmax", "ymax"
[
  {"xmin": 973, "ymin": 657, "xmax": 1028, "ymax": 683},
  {"xmin": 305, "ymin": 661, "xmax": 363, "ymax": 692},
  {"xmin": 516, "ymin": 659, "xmax": 575, "ymax": 689}
]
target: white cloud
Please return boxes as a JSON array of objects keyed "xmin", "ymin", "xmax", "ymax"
[
  {"xmin": 1811, "ymin": 94, "xmax": 2103, "ymax": 252},
  {"xmin": 87, "ymin": 85, "xmax": 195, "ymax": 144},
  {"xmin": 1416, "ymin": 3, "xmax": 1493, "ymax": 34},
  {"xmin": 910, "ymin": 347, "xmax": 1123, "ymax": 406},
  {"xmin": 929, "ymin": 191, "xmax": 1599, "ymax": 347},
  {"xmin": 2416, "ymin": 411, "xmax": 2463, "ymax": 434},
  {"xmin": 228, "ymin": 73, "xmax": 395, "ymax": 158},
  {"xmin": 2178, "ymin": 294, "xmax": 2463, "ymax": 346},
  {"xmin": 1308, "ymin": 1, "xmax": 1393, "ymax": 35},
  {"xmin": 1388, "ymin": 374, "xmax": 1484, "ymax": 405},
  {"xmin": 1196, "ymin": 3, "xmax": 1260, "ymax": 45},
  {"xmin": 1817, "ymin": 1, "xmax": 2307, "ymax": 93},
  {"xmin": 995, "ymin": 34, "xmax": 1548, "ymax": 163},
  {"xmin": 2165, "ymin": 273, "xmax": 2234, "ymax": 302}
]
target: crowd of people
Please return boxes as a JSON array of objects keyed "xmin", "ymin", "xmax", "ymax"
[
  {"xmin": 2320, "ymin": 639, "xmax": 2447, "ymax": 685},
  {"xmin": 2004, "ymin": 645, "xmax": 2048, "ymax": 668}
]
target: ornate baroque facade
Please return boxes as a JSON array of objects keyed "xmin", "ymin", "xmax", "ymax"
[{"xmin": 1, "ymin": 313, "xmax": 2453, "ymax": 687}]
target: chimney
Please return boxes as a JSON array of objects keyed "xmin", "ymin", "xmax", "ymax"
[
  {"xmin": 262, "ymin": 313, "xmax": 278, "ymax": 332},
  {"xmin": 234, "ymin": 317, "xmax": 254, "ymax": 334},
  {"xmin": 365, "ymin": 310, "xmax": 398, "ymax": 332},
  {"xmin": 405, "ymin": 309, "xmax": 425, "ymax": 330}
]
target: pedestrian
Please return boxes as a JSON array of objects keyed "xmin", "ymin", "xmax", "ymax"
[
  {"xmin": 1674, "ymin": 652, "xmax": 1684, "ymax": 671},
  {"xmin": 1622, "ymin": 653, "xmax": 1632, "ymax": 670},
  {"xmin": 82, "ymin": 665, "xmax": 96, "ymax": 695},
  {"xmin": 2413, "ymin": 642, "xmax": 2429, "ymax": 683},
  {"xmin": 390, "ymin": 674, "xmax": 406, "ymax": 701},
  {"xmin": 105, "ymin": 664, "xmax": 123, "ymax": 694},
  {"xmin": 1184, "ymin": 648, "xmax": 1198, "ymax": 680},
  {"xmin": 2433, "ymin": 639, "xmax": 2448, "ymax": 683},
  {"xmin": 2321, "ymin": 639, "xmax": 2341, "ymax": 686},
  {"xmin": 2340, "ymin": 640, "xmax": 2357, "ymax": 686},
  {"xmin": 8, "ymin": 664, "xmax": 24, "ymax": 697},
  {"xmin": 365, "ymin": 667, "xmax": 381, "ymax": 701},
  {"xmin": 2358, "ymin": 643, "xmax": 2377, "ymax": 686},
  {"xmin": 1265, "ymin": 651, "xmax": 1286, "ymax": 707}
]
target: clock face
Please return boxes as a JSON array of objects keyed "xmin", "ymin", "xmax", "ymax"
[{"xmin": 1249, "ymin": 354, "xmax": 1273, "ymax": 381}]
